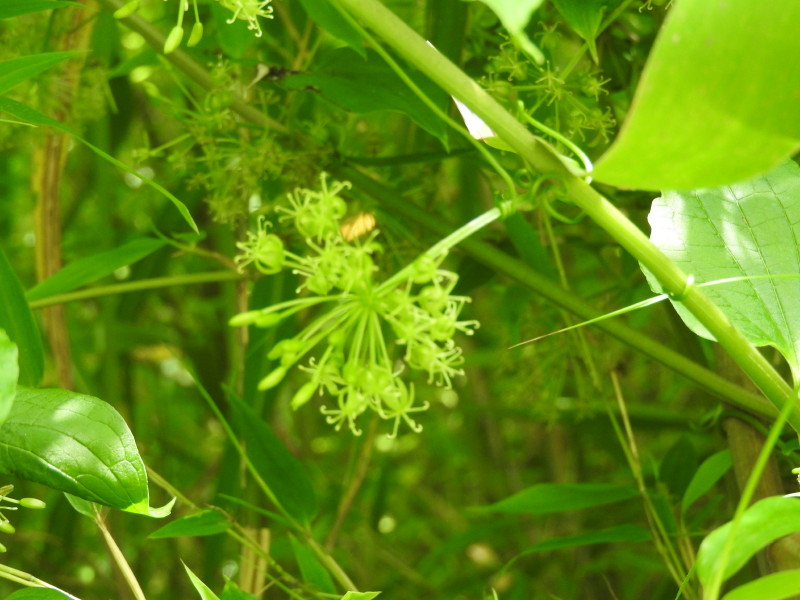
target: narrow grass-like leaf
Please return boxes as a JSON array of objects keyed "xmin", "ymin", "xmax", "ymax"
[
  {"xmin": 645, "ymin": 160, "xmax": 800, "ymax": 377},
  {"xmin": 284, "ymin": 48, "xmax": 447, "ymax": 146},
  {"xmin": 289, "ymin": 534, "xmax": 337, "ymax": 594},
  {"xmin": 0, "ymin": 387, "xmax": 170, "ymax": 517},
  {"xmin": 0, "ymin": 329, "xmax": 18, "ymax": 426},
  {"xmin": 183, "ymin": 562, "xmax": 221, "ymax": 600},
  {"xmin": 0, "ymin": 246, "xmax": 44, "ymax": 386},
  {"xmin": 696, "ymin": 496, "xmax": 800, "ymax": 586},
  {"xmin": 504, "ymin": 524, "xmax": 649, "ymax": 571},
  {"xmin": 0, "ymin": 52, "xmax": 80, "ymax": 94},
  {"xmin": 229, "ymin": 394, "xmax": 317, "ymax": 524},
  {"xmin": 721, "ymin": 569, "xmax": 800, "ymax": 600},
  {"xmin": 26, "ymin": 237, "xmax": 166, "ymax": 301},
  {"xmin": 681, "ymin": 450, "xmax": 732, "ymax": 514},
  {"xmin": 475, "ymin": 483, "xmax": 638, "ymax": 515},
  {"xmin": 593, "ymin": 0, "xmax": 800, "ymax": 190},
  {"xmin": 0, "ymin": 0, "xmax": 80, "ymax": 19},
  {"xmin": 149, "ymin": 509, "xmax": 231, "ymax": 538},
  {"xmin": 0, "ymin": 97, "xmax": 198, "ymax": 233}
]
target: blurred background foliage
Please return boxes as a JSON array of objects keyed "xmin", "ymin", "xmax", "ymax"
[{"xmin": 0, "ymin": 0, "xmax": 790, "ymax": 598}]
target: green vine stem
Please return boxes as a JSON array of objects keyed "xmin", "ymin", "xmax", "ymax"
[{"xmin": 329, "ymin": 0, "xmax": 800, "ymax": 432}]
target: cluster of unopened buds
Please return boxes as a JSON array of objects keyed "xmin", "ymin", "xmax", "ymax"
[
  {"xmin": 114, "ymin": 0, "xmax": 273, "ymax": 54},
  {"xmin": 0, "ymin": 485, "xmax": 46, "ymax": 552},
  {"xmin": 232, "ymin": 173, "xmax": 480, "ymax": 437}
]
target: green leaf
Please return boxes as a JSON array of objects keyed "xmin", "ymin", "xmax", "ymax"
[
  {"xmin": 0, "ymin": 246, "xmax": 44, "ymax": 386},
  {"xmin": 26, "ymin": 237, "xmax": 166, "ymax": 301},
  {"xmin": 0, "ymin": 52, "xmax": 81, "ymax": 95},
  {"xmin": 505, "ymin": 524, "xmax": 649, "ymax": 570},
  {"xmin": 0, "ymin": 97, "xmax": 198, "ymax": 234},
  {"xmin": 475, "ymin": 482, "xmax": 638, "ymax": 515},
  {"xmin": 289, "ymin": 534, "xmax": 337, "ymax": 594},
  {"xmin": 550, "ymin": 0, "xmax": 624, "ymax": 61},
  {"xmin": 696, "ymin": 496, "xmax": 800, "ymax": 586},
  {"xmin": 284, "ymin": 48, "xmax": 448, "ymax": 146},
  {"xmin": 4, "ymin": 589, "xmax": 72, "ymax": 600},
  {"xmin": 149, "ymin": 509, "xmax": 231, "ymax": 538},
  {"xmin": 474, "ymin": 0, "xmax": 545, "ymax": 64},
  {"xmin": 659, "ymin": 435, "xmax": 697, "ymax": 500},
  {"xmin": 722, "ymin": 569, "xmax": 800, "ymax": 600},
  {"xmin": 296, "ymin": 0, "xmax": 365, "ymax": 57},
  {"xmin": 0, "ymin": 329, "xmax": 18, "ymax": 427},
  {"xmin": 592, "ymin": 0, "xmax": 800, "ymax": 190},
  {"xmin": 220, "ymin": 580, "xmax": 259, "ymax": 600},
  {"xmin": 229, "ymin": 394, "xmax": 317, "ymax": 524},
  {"xmin": 644, "ymin": 160, "xmax": 800, "ymax": 377},
  {"xmin": 0, "ymin": 0, "xmax": 80, "ymax": 19},
  {"xmin": 184, "ymin": 562, "xmax": 221, "ymax": 600},
  {"xmin": 0, "ymin": 387, "xmax": 170, "ymax": 517},
  {"xmin": 341, "ymin": 593, "xmax": 381, "ymax": 600},
  {"xmin": 681, "ymin": 450, "xmax": 732, "ymax": 514}
]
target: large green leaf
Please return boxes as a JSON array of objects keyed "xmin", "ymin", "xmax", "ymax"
[
  {"xmin": 722, "ymin": 570, "xmax": 800, "ymax": 600},
  {"xmin": 475, "ymin": 482, "xmax": 638, "ymax": 515},
  {"xmin": 474, "ymin": 0, "xmax": 544, "ymax": 64},
  {"xmin": 696, "ymin": 496, "xmax": 800, "ymax": 586},
  {"xmin": 0, "ymin": 246, "xmax": 44, "ymax": 386},
  {"xmin": 284, "ymin": 48, "xmax": 448, "ymax": 146},
  {"xmin": 0, "ymin": 52, "xmax": 81, "ymax": 95},
  {"xmin": 0, "ymin": 0, "xmax": 80, "ymax": 19},
  {"xmin": 4, "ymin": 589, "xmax": 72, "ymax": 600},
  {"xmin": 0, "ymin": 97, "xmax": 198, "ymax": 233},
  {"xmin": 296, "ymin": 0, "xmax": 364, "ymax": 57},
  {"xmin": 229, "ymin": 394, "xmax": 317, "ymax": 524},
  {"xmin": 0, "ymin": 329, "xmax": 18, "ymax": 427},
  {"xmin": 593, "ymin": 0, "xmax": 800, "ymax": 190},
  {"xmin": 26, "ymin": 237, "xmax": 166, "ymax": 301},
  {"xmin": 644, "ymin": 161, "xmax": 800, "ymax": 377},
  {"xmin": 0, "ymin": 387, "xmax": 170, "ymax": 517},
  {"xmin": 289, "ymin": 534, "xmax": 337, "ymax": 594},
  {"xmin": 184, "ymin": 562, "xmax": 221, "ymax": 600},
  {"xmin": 550, "ymin": 0, "xmax": 624, "ymax": 62}
]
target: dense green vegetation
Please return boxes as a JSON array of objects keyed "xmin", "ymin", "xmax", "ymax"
[{"xmin": 1, "ymin": 1, "xmax": 800, "ymax": 599}]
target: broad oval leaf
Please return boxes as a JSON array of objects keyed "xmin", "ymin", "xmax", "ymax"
[
  {"xmin": 551, "ymin": 0, "xmax": 625, "ymax": 62},
  {"xmin": 0, "ymin": 387, "xmax": 167, "ymax": 516},
  {"xmin": 0, "ymin": 52, "xmax": 81, "ymax": 95},
  {"xmin": 475, "ymin": 482, "xmax": 638, "ymax": 515},
  {"xmin": 296, "ymin": 0, "xmax": 364, "ymax": 57},
  {"xmin": 26, "ymin": 237, "xmax": 166, "ymax": 301},
  {"xmin": 0, "ymin": 0, "xmax": 80, "ymax": 19},
  {"xmin": 593, "ymin": 0, "xmax": 800, "ymax": 190},
  {"xmin": 644, "ymin": 160, "xmax": 800, "ymax": 377},
  {"xmin": 696, "ymin": 496, "xmax": 800, "ymax": 586},
  {"xmin": 0, "ymin": 246, "xmax": 44, "ymax": 386},
  {"xmin": 284, "ymin": 48, "xmax": 448, "ymax": 147},
  {"xmin": 722, "ymin": 569, "xmax": 800, "ymax": 600},
  {"xmin": 149, "ymin": 508, "xmax": 231, "ymax": 538},
  {"xmin": 0, "ymin": 329, "xmax": 18, "ymax": 426}
]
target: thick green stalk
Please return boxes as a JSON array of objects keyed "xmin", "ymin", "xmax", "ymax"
[{"xmin": 330, "ymin": 0, "xmax": 800, "ymax": 431}]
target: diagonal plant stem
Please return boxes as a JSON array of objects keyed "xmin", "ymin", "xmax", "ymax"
[{"xmin": 327, "ymin": 0, "xmax": 800, "ymax": 432}]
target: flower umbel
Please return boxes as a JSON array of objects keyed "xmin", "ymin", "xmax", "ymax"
[{"xmin": 232, "ymin": 173, "xmax": 483, "ymax": 437}]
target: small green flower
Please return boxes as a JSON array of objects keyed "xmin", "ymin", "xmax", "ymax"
[
  {"xmin": 235, "ymin": 216, "xmax": 285, "ymax": 274},
  {"xmin": 218, "ymin": 0, "xmax": 274, "ymax": 37}
]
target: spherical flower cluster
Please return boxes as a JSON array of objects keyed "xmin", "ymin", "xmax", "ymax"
[{"xmin": 232, "ymin": 173, "xmax": 479, "ymax": 437}]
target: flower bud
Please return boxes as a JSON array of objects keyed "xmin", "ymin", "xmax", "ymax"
[
  {"xmin": 163, "ymin": 26, "xmax": 184, "ymax": 55},
  {"xmin": 291, "ymin": 382, "xmax": 317, "ymax": 410},
  {"xmin": 114, "ymin": 0, "xmax": 140, "ymax": 19},
  {"xmin": 258, "ymin": 366, "xmax": 287, "ymax": 390},
  {"xmin": 19, "ymin": 498, "xmax": 46, "ymax": 510},
  {"xmin": 0, "ymin": 522, "xmax": 14, "ymax": 534},
  {"xmin": 187, "ymin": 22, "xmax": 204, "ymax": 47}
]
